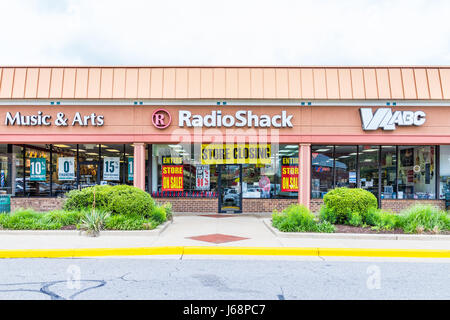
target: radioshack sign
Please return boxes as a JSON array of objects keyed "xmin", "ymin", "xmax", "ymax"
[
  {"xmin": 360, "ymin": 108, "xmax": 426, "ymax": 131},
  {"xmin": 179, "ymin": 110, "xmax": 293, "ymax": 128}
]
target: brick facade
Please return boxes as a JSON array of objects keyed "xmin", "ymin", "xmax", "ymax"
[
  {"xmin": 154, "ymin": 197, "xmax": 298, "ymax": 213},
  {"xmin": 8, "ymin": 197, "xmax": 447, "ymax": 214},
  {"xmin": 11, "ymin": 197, "xmax": 66, "ymax": 212},
  {"xmin": 154, "ymin": 198, "xmax": 218, "ymax": 213},
  {"xmin": 310, "ymin": 199, "xmax": 325, "ymax": 213},
  {"xmin": 381, "ymin": 199, "xmax": 445, "ymax": 212},
  {"xmin": 242, "ymin": 199, "xmax": 298, "ymax": 212}
]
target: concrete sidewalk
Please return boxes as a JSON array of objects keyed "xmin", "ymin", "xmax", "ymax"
[{"xmin": 0, "ymin": 215, "xmax": 449, "ymax": 258}]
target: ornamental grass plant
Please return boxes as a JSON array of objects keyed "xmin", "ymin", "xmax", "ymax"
[
  {"xmin": 79, "ymin": 208, "xmax": 111, "ymax": 237},
  {"xmin": 398, "ymin": 205, "xmax": 450, "ymax": 234},
  {"xmin": 272, "ymin": 204, "xmax": 335, "ymax": 233}
]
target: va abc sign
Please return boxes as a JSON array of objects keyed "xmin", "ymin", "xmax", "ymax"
[{"xmin": 360, "ymin": 107, "xmax": 426, "ymax": 131}]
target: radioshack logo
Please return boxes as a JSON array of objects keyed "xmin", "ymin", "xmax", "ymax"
[
  {"xmin": 152, "ymin": 109, "xmax": 171, "ymax": 129},
  {"xmin": 360, "ymin": 108, "xmax": 426, "ymax": 131}
]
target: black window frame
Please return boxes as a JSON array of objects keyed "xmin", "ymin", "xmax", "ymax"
[
  {"xmin": 8, "ymin": 143, "xmax": 133, "ymax": 197},
  {"xmin": 310, "ymin": 144, "xmax": 440, "ymax": 206}
]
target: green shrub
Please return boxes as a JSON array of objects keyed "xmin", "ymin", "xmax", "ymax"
[
  {"xmin": 151, "ymin": 205, "xmax": 167, "ymax": 223},
  {"xmin": 316, "ymin": 221, "xmax": 336, "ymax": 233},
  {"xmin": 365, "ymin": 207, "xmax": 400, "ymax": 231},
  {"xmin": 272, "ymin": 204, "xmax": 334, "ymax": 233},
  {"xmin": 318, "ymin": 205, "xmax": 338, "ymax": 224},
  {"xmin": 0, "ymin": 209, "xmax": 61, "ymax": 230},
  {"xmin": 107, "ymin": 185, "xmax": 155, "ymax": 217},
  {"xmin": 347, "ymin": 211, "xmax": 364, "ymax": 227},
  {"xmin": 105, "ymin": 214, "xmax": 147, "ymax": 230},
  {"xmin": 161, "ymin": 202, "xmax": 173, "ymax": 221},
  {"xmin": 63, "ymin": 185, "xmax": 113, "ymax": 211},
  {"xmin": 398, "ymin": 205, "xmax": 450, "ymax": 234},
  {"xmin": 323, "ymin": 188, "xmax": 378, "ymax": 224},
  {"xmin": 64, "ymin": 185, "xmax": 156, "ymax": 217},
  {"xmin": 41, "ymin": 210, "xmax": 84, "ymax": 226}
]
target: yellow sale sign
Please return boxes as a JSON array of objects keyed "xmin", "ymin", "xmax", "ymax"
[
  {"xmin": 281, "ymin": 165, "xmax": 299, "ymax": 192},
  {"xmin": 201, "ymin": 144, "xmax": 271, "ymax": 165},
  {"xmin": 162, "ymin": 165, "xmax": 183, "ymax": 191}
]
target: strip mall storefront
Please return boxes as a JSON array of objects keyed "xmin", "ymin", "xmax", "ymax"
[{"xmin": 0, "ymin": 66, "xmax": 449, "ymax": 213}]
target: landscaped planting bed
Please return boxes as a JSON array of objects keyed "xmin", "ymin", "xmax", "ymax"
[
  {"xmin": 272, "ymin": 188, "xmax": 450, "ymax": 235},
  {"xmin": 0, "ymin": 185, "xmax": 172, "ymax": 235}
]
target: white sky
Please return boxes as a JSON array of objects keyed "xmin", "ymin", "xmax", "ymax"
[{"xmin": 0, "ymin": 0, "xmax": 449, "ymax": 65}]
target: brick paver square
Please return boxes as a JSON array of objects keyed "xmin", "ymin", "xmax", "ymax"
[{"xmin": 187, "ymin": 233, "xmax": 249, "ymax": 244}]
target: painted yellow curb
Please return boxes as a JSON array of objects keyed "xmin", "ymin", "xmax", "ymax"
[
  {"xmin": 0, "ymin": 247, "xmax": 183, "ymax": 258},
  {"xmin": 183, "ymin": 246, "xmax": 319, "ymax": 256},
  {"xmin": 0, "ymin": 246, "xmax": 448, "ymax": 259},
  {"xmin": 318, "ymin": 247, "xmax": 450, "ymax": 258}
]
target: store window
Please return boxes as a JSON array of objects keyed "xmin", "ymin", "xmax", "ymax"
[
  {"xmin": 380, "ymin": 146, "xmax": 397, "ymax": 199},
  {"xmin": 398, "ymin": 146, "xmax": 436, "ymax": 199},
  {"xmin": 0, "ymin": 145, "xmax": 12, "ymax": 195},
  {"xmin": 439, "ymin": 146, "xmax": 450, "ymax": 199},
  {"xmin": 25, "ymin": 144, "xmax": 51, "ymax": 197},
  {"xmin": 125, "ymin": 144, "xmax": 134, "ymax": 186},
  {"xmin": 0, "ymin": 144, "xmax": 134, "ymax": 197},
  {"xmin": 52, "ymin": 144, "xmax": 78, "ymax": 196},
  {"xmin": 12, "ymin": 145, "xmax": 24, "ymax": 196},
  {"xmin": 359, "ymin": 145, "xmax": 379, "ymax": 199},
  {"xmin": 311, "ymin": 146, "xmax": 334, "ymax": 198},
  {"xmin": 101, "ymin": 144, "xmax": 126, "ymax": 185},
  {"xmin": 153, "ymin": 144, "xmax": 205, "ymax": 196},
  {"xmin": 0, "ymin": 145, "xmax": 24, "ymax": 196},
  {"xmin": 78, "ymin": 144, "xmax": 100, "ymax": 188},
  {"xmin": 274, "ymin": 144, "xmax": 298, "ymax": 199},
  {"xmin": 334, "ymin": 145, "xmax": 357, "ymax": 189},
  {"xmin": 150, "ymin": 143, "xmax": 298, "ymax": 199}
]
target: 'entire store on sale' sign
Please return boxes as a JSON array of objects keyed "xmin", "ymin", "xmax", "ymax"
[
  {"xmin": 162, "ymin": 157, "xmax": 183, "ymax": 191},
  {"xmin": 281, "ymin": 157, "xmax": 298, "ymax": 192}
]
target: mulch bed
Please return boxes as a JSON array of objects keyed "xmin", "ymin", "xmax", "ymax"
[
  {"xmin": 60, "ymin": 225, "xmax": 77, "ymax": 230},
  {"xmin": 334, "ymin": 224, "xmax": 450, "ymax": 235}
]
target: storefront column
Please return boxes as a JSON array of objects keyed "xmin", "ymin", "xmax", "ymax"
[
  {"xmin": 298, "ymin": 143, "xmax": 311, "ymax": 209},
  {"xmin": 133, "ymin": 143, "xmax": 146, "ymax": 190}
]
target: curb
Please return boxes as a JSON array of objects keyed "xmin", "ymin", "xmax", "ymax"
[
  {"xmin": 0, "ymin": 220, "xmax": 172, "ymax": 237},
  {"xmin": 263, "ymin": 218, "xmax": 450, "ymax": 241},
  {"xmin": 174, "ymin": 212, "xmax": 272, "ymax": 218},
  {"xmin": 0, "ymin": 246, "xmax": 449, "ymax": 259}
]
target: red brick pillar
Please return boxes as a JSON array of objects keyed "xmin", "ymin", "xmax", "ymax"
[
  {"xmin": 133, "ymin": 143, "xmax": 146, "ymax": 190},
  {"xmin": 298, "ymin": 143, "xmax": 311, "ymax": 209}
]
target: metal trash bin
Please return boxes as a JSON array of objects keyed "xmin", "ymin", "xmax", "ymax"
[{"xmin": 0, "ymin": 194, "xmax": 11, "ymax": 213}]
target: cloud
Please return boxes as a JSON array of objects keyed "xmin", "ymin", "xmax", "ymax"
[{"xmin": 0, "ymin": 0, "xmax": 449, "ymax": 65}]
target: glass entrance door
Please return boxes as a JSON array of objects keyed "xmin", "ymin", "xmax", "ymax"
[
  {"xmin": 79, "ymin": 161, "xmax": 100, "ymax": 189},
  {"xmin": 218, "ymin": 164, "xmax": 242, "ymax": 213}
]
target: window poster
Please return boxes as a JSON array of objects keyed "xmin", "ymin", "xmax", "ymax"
[
  {"xmin": 58, "ymin": 157, "xmax": 75, "ymax": 180},
  {"xmin": 161, "ymin": 157, "xmax": 183, "ymax": 191},
  {"xmin": 30, "ymin": 158, "xmax": 46, "ymax": 181},
  {"xmin": 196, "ymin": 165, "xmax": 210, "ymax": 190},
  {"xmin": 281, "ymin": 157, "xmax": 299, "ymax": 192},
  {"xmin": 128, "ymin": 157, "xmax": 134, "ymax": 181},
  {"xmin": 103, "ymin": 157, "xmax": 120, "ymax": 181}
]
